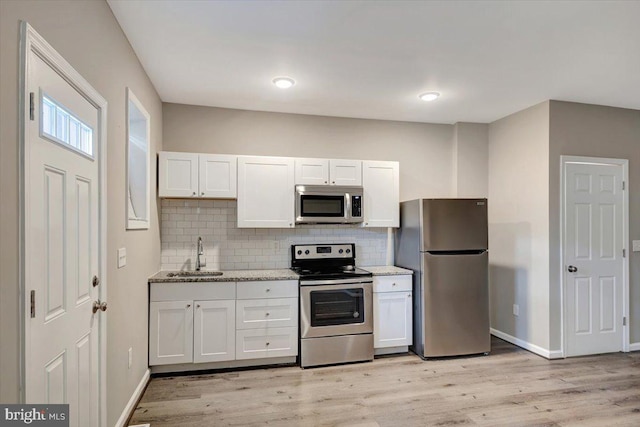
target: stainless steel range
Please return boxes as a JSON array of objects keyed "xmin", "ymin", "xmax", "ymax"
[{"xmin": 291, "ymin": 243, "xmax": 373, "ymax": 368}]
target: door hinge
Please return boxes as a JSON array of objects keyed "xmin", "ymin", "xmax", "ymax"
[
  {"xmin": 622, "ymin": 181, "xmax": 625, "ymax": 191},
  {"xmin": 29, "ymin": 92, "xmax": 35, "ymax": 121},
  {"xmin": 623, "ymin": 248, "xmax": 626, "ymax": 258},
  {"xmin": 30, "ymin": 290, "xmax": 36, "ymax": 318},
  {"xmin": 623, "ymin": 317, "xmax": 627, "ymax": 326}
]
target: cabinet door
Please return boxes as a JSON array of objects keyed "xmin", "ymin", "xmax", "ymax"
[
  {"xmin": 295, "ymin": 158, "xmax": 329, "ymax": 185},
  {"xmin": 236, "ymin": 298, "xmax": 298, "ymax": 330},
  {"xmin": 329, "ymin": 159, "xmax": 362, "ymax": 186},
  {"xmin": 362, "ymin": 160, "xmax": 399, "ymax": 227},
  {"xmin": 373, "ymin": 291, "xmax": 412, "ymax": 348},
  {"xmin": 237, "ymin": 156, "xmax": 295, "ymax": 228},
  {"xmin": 199, "ymin": 154, "xmax": 237, "ymax": 198},
  {"xmin": 149, "ymin": 301, "xmax": 193, "ymax": 365},
  {"xmin": 193, "ymin": 300, "xmax": 235, "ymax": 363},
  {"xmin": 158, "ymin": 152, "xmax": 199, "ymax": 198},
  {"xmin": 235, "ymin": 327, "xmax": 298, "ymax": 360}
]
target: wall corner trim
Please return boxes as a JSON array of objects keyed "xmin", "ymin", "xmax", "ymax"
[
  {"xmin": 629, "ymin": 343, "xmax": 640, "ymax": 352},
  {"xmin": 115, "ymin": 369, "xmax": 150, "ymax": 427},
  {"xmin": 491, "ymin": 328, "xmax": 563, "ymax": 359}
]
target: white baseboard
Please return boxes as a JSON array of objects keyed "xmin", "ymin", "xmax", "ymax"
[
  {"xmin": 491, "ymin": 329, "xmax": 563, "ymax": 359},
  {"xmin": 116, "ymin": 369, "xmax": 150, "ymax": 427},
  {"xmin": 629, "ymin": 342, "xmax": 640, "ymax": 352}
]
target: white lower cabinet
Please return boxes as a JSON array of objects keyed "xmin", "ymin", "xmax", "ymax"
[
  {"xmin": 193, "ymin": 300, "xmax": 235, "ymax": 363},
  {"xmin": 149, "ymin": 279, "xmax": 298, "ymax": 368},
  {"xmin": 235, "ymin": 280, "xmax": 299, "ymax": 360},
  {"xmin": 149, "ymin": 300, "xmax": 194, "ymax": 365},
  {"xmin": 373, "ymin": 275, "xmax": 413, "ymax": 350},
  {"xmin": 235, "ymin": 327, "xmax": 298, "ymax": 360}
]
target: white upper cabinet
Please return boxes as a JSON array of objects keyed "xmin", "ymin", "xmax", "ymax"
[
  {"xmin": 158, "ymin": 151, "xmax": 237, "ymax": 199},
  {"xmin": 295, "ymin": 158, "xmax": 329, "ymax": 185},
  {"xmin": 330, "ymin": 159, "xmax": 362, "ymax": 186},
  {"xmin": 295, "ymin": 158, "xmax": 362, "ymax": 186},
  {"xmin": 237, "ymin": 156, "xmax": 295, "ymax": 228},
  {"xmin": 362, "ymin": 160, "xmax": 400, "ymax": 227},
  {"xmin": 158, "ymin": 152, "xmax": 199, "ymax": 198},
  {"xmin": 199, "ymin": 154, "xmax": 237, "ymax": 198}
]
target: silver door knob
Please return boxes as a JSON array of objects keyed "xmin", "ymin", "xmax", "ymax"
[
  {"xmin": 568, "ymin": 265, "xmax": 578, "ymax": 273},
  {"xmin": 92, "ymin": 300, "xmax": 107, "ymax": 314}
]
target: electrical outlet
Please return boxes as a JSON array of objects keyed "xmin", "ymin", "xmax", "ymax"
[
  {"xmin": 513, "ymin": 304, "xmax": 519, "ymax": 316},
  {"xmin": 632, "ymin": 240, "xmax": 640, "ymax": 252},
  {"xmin": 128, "ymin": 347, "xmax": 133, "ymax": 369}
]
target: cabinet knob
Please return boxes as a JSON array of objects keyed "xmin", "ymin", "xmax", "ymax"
[
  {"xmin": 266, "ymin": 342, "xmax": 270, "ymax": 346},
  {"xmin": 192, "ymin": 192, "xmax": 196, "ymax": 196},
  {"xmin": 266, "ymin": 288, "xmax": 271, "ymax": 292},
  {"xmin": 324, "ymin": 181, "xmax": 327, "ymax": 184},
  {"xmin": 408, "ymin": 294, "xmax": 411, "ymax": 298},
  {"xmin": 201, "ymin": 192, "xmax": 204, "ymax": 196},
  {"xmin": 265, "ymin": 312, "xmax": 270, "ymax": 317},
  {"xmin": 197, "ymin": 304, "xmax": 200, "ymax": 308},
  {"xmin": 332, "ymin": 181, "xmax": 335, "ymax": 184},
  {"xmin": 392, "ymin": 283, "xmax": 396, "ymax": 287},
  {"xmin": 186, "ymin": 304, "xmax": 191, "ymax": 308}
]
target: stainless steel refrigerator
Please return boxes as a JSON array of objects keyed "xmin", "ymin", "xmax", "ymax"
[{"xmin": 395, "ymin": 199, "xmax": 490, "ymax": 359}]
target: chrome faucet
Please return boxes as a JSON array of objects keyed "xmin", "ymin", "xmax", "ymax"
[{"xmin": 195, "ymin": 236, "xmax": 204, "ymax": 271}]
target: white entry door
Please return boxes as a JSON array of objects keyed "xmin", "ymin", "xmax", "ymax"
[
  {"xmin": 563, "ymin": 158, "xmax": 626, "ymax": 357},
  {"xmin": 23, "ymin": 24, "xmax": 106, "ymax": 427}
]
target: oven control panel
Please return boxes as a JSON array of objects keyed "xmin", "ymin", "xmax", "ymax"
[{"xmin": 292, "ymin": 243, "xmax": 354, "ymax": 260}]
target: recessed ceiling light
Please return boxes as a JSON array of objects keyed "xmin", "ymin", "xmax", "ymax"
[
  {"xmin": 272, "ymin": 77, "xmax": 296, "ymax": 89},
  {"xmin": 418, "ymin": 92, "xmax": 440, "ymax": 102}
]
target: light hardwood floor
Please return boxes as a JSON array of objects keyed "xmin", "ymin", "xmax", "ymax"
[{"xmin": 130, "ymin": 337, "xmax": 640, "ymax": 426}]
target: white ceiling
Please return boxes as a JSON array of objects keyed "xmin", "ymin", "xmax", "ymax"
[{"xmin": 107, "ymin": 0, "xmax": 640, "ymax": 124}]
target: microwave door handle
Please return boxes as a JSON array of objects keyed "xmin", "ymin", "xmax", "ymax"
[{"xmin": 345, "ymin": 193, "xmax": 351, "ymax": 221}]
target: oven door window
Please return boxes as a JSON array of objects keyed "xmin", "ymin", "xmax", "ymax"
[
  {"xmin": 300, "ymin": 195, "xmax": 344, "ymax": 217},
  {"xmin": 310, "ymin": 288, "xmax": 364, "ymax": 326}
]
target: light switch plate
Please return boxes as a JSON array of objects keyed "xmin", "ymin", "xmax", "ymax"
[
  {"xmin": 117, "ymin": 248, "xmax": 127, "ymax": 268},
  {"xmin": 632, "ymin": 240, "xmax": 640, "ymax": 252}
]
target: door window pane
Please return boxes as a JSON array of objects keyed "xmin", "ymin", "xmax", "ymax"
[{"xmin": 41, "ymin": 94, "xmax": 94, "ymax": 157}]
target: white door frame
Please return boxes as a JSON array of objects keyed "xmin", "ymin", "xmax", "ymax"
[
  {"xmin": 560, "ymin": 155, "xmax": 629, "ymax": 357},
  {"xmin": 19, "ymin": 22, "xmax": 108, "ymax": 426}
]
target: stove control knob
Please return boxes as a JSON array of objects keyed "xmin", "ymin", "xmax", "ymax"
[
  {"xmin": 305, "ymin": 250, "xmax": 310, "ymax": 255},
  {"xmin": 346, "ymin": 249, "xmax": 351, "ymax": 254},
  {"xmin": 339, "ymin": 249, "xmax": 344, "ymax": 254},
  {"xmin": 297, "ymin": 250, "xmax": 302, "ymax": 255}
]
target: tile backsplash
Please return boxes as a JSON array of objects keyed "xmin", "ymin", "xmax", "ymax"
[{"xmin": 161, "ymin": 199, "xmax": 391, "ymax": 271}]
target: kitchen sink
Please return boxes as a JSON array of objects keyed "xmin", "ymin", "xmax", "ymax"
[{"xmin": 166, "ymin": 271, "xmax": 224, "ymax": 277}]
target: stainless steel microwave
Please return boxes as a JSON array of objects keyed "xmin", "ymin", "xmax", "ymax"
[{"xmin": 295, "ymin": 185, "xmax": 363, "ymax": 224}]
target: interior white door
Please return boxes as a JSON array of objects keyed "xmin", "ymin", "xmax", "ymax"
[
  {"xmin": 25, "ymin": 50, "xmax": 101, "ymax": 426},
  {"xmin": 564, "ymin": 161, "xmax": 624, "ymax": 356}
]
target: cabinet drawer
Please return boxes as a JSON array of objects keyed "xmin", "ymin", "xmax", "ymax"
[
  {"xmin": 150, "ymin": 281, "xmax": 236, "ymax": 301},
  {"xmin": 236, "ymin": 280, "xmax": 298, "ymax": 299},
  {"xmin": 236, "ymin": 298, "xmax": 298, "ymax": 330},
  {"xmin": 235, "ymin": 327, "xmax": 298, "ymax": 360},
  {"xmin": 373, "ymin": 275, "xmax": 412, "ymax": 293}
]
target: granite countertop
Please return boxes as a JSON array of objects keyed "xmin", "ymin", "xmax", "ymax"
[
  {"xmin": 149, "ymin": 269, "xmax": 299, "ymax": 283},
  {"xmin": 362, "ymin": 266, "xmax": 414, "ymax": 276}
]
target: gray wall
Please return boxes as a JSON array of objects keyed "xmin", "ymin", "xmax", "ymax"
[
  {"xmin": 488, "ymin": 101, "xmax": 551, "ymax": 350},
  {"xmin": 0, "ymin": 1, "xmax": 162, "ymax": 425},
  {"xmin": 548, "ymin": 101, "xmax": 640, "ymax": 348},
  {"xmin": 163, "ymin": 103, "xmax": 457, "ymax": 201},
  {"xmin": 452, "ymin": 122, "xmax": 489, "ymax": 198}
]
